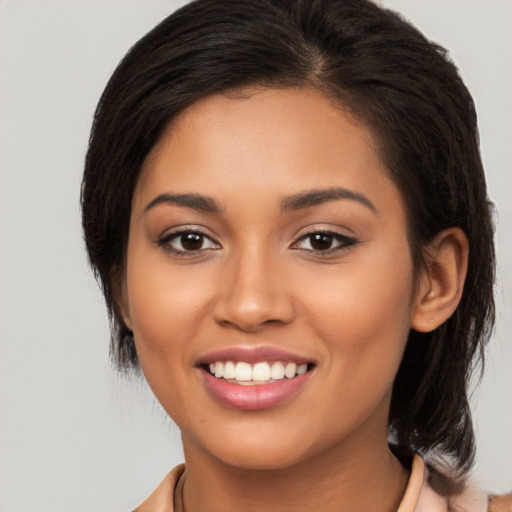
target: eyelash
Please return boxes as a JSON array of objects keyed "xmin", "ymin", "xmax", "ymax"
[
  {"xmin": 291, "ymin": 230, "xmax": 359, "ymax": 254},
  {"xmin": 158, "ymin": 229, "xmax": 220, "ymax": 256},
  {"xmin": 157, "ymin": 229, "xmax": 358, "ymax": 256}
]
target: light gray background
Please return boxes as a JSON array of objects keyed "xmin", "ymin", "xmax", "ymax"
[{"xmin": 0, "ymin": 1, "xmax": 510, "ymax": 510}]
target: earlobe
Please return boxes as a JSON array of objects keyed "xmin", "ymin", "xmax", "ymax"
[
  {"xmin": 111, "ymin": 265, "xmax": 133, "ymax": 330},
  {"xmin": 121, "ymin": 310, "xmax": 133, "ymax": 331},
  {"xmin": 411, "ymin": 228, "xmax": 469, "ymax": 333}
]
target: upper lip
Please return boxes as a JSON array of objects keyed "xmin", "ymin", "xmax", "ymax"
[{"xmin": 196, "ymin": 346, "xmax": 312, "ymax": 366}]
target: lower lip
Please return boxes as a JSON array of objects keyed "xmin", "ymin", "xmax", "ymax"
[{"xmin": 202, "ymin": 370, "xmax": 312, "ymax": 410}]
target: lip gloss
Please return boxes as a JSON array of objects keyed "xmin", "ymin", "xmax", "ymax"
[{"xmin": 202, "ymin": 369, "xmax": 311, "ymax": 410}]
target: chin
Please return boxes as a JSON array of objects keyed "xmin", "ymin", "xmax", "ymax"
[
  {"xmin": 185, "ymin": 417, "xmax": 339, "ymax": 473},
  {"xmin": 212, "ymin": 444, "xmax": 311, "ymax": 472}
]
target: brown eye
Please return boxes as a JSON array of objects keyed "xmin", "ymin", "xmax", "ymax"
[
  {"xmin": 292, "ymin": 231, "xmax": 358, "ymax": 253},
  {"xmin": 159, "ymin": 229, "xmax": 220, "ymax": 254},
  {"xmin": 180, "ymin": 233, "xmax": 205, "ymax": 251},
  {"xmin": 309, "ymin": 233, "xmax": 334, "ymax": 251}
]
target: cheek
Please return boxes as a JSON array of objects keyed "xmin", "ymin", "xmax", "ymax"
[
  {"xmin": 124, "ymin": 248, "xmax": 212, "ymax": 363},
  {"xmin": 123, "ymin": 249, "xmax": 216, "ymax": 422},
  {"xmin": 303, "ymin": 245, "xmax": 415, "ymax": 383}
]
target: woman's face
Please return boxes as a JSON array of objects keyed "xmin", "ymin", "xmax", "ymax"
[{"xmin": 122, "ymin": 87, "xmax": 422, "ymax": 470}]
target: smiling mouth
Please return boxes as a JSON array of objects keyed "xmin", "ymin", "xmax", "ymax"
[{"xmin": 204, "ymin": 361, "xmax": 315, "ymax": 385}]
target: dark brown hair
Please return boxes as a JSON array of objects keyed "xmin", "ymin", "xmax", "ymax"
[{"xmin": 81, "ymin": 0, "xmax": 495, "ymax": 481}]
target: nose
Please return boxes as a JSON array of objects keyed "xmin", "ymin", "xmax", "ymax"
[{"xmin": 212, "ymin": 247, "xmax": 295, "ymax": 332}]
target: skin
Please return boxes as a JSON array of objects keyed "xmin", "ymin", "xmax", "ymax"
[{"xmin": 120, "ymin": 87, "xmax": 468, "ymax": 512}]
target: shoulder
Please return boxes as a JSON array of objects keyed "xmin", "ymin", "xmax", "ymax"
[
  {"xmin": 449, "ymin": 482, "xmax": 489, "ymax": 512},
  {"xmin": 418, "ymin": 458, "xmax": 512, "ymax": 512},
  {"xmin": 132, "ymin": 464, "xmax": 185, "ymax": 512},
  {"xmin": 488, "ymin": 494, "xmax": 512, "ymax": 512}
]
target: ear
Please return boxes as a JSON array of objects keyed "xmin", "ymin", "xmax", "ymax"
[
  {"xmin": 411, "ymin": 228, "xmax": 469, "ymax": 333},
  {"xmin": 110, "ymin": 265, "xmax": 133, "ymax": 331}
]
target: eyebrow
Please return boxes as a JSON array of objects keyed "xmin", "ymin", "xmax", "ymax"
[
  {"xmin": 144, "ymin": 187, "xmax": 376, "ymax": 216},
  {"xmin": 144, "ymin": 193, "xmax": 223, "ymax": 214},
  {"xmin": 280, "ymin": 187, "xmax": 377, "ymax": 214}
]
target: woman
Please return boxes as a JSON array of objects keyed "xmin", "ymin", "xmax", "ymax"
[{"xmin": 81, "ymin": 0, "xmax": 505, "ymax": 510}]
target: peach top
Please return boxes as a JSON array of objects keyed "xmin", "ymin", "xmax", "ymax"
[{"xmin": 134, "ymin": 455, "xmax": 488, "ymax": 512}]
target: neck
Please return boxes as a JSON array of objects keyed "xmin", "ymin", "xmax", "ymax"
[{"xmin": 180, "ymin": 431, "xmax": 409, "ymax": 512}]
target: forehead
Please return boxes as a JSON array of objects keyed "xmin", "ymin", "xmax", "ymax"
[{"xmin": 134, "ymin": 86, "xmax": 400, "ymax": 216}]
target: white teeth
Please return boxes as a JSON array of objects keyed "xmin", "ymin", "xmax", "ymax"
[
  {"xmin": 297, "ymin": 363, "xmax": 307, "ymax": 375},
  {"xmin": 214, "ymin": 361, "xmax": 224, "ymax": 378},
  {"xmin": 208, "ymin": 360, "xmax": 309, "ymax": 382},
  {"xmin": 284, "ymin": 362, "xmax": 297, "ymax": 379},
  {"xmin": 270, "ymin": 361, "xmax": 285, "ymax": 380},
  {"xmin": 253, "ymin": 362, "xmax": 271, "ymax": 382},
  {"xmin": 234, "ymin": 362, "xmax": 252, "ymax": 381},
  {"xmin": 223, "ymin": 361, "xmax": 236, "ymax": 379}
]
